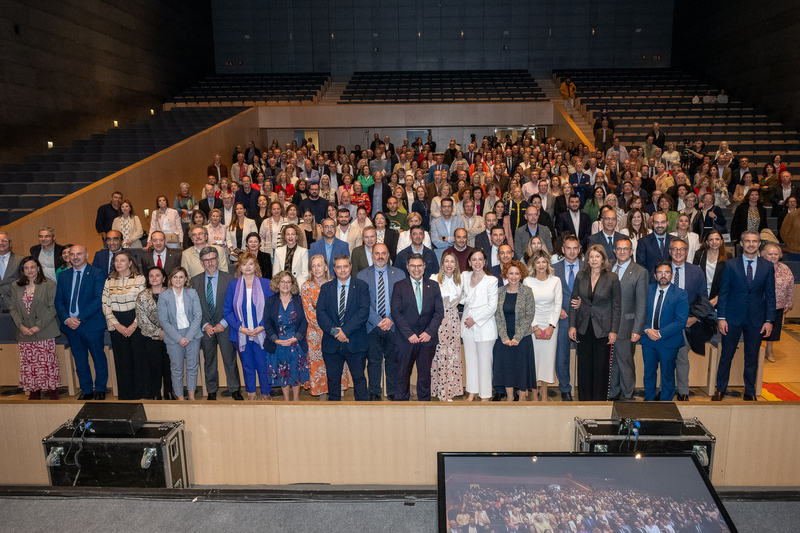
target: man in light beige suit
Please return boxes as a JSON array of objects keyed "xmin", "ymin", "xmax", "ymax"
[
  {"xmin": 181, "ymin": 226, "xmax": 229, "ymax": 278},
  {"xmin": 336, "ymin": 208, "xmax": 362, "ymax": 253}
]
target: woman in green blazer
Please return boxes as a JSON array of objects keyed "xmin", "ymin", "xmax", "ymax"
[{"xmin": 9, "ymin": 256, "xmax": 61, "ymax": 400}]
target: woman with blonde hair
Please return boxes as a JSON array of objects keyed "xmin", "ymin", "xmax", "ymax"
[
  {"xmin": 430, "ymin": 251, "xmax": 464, "ymax": 401},
  {"xmin": 272, "ymin": 223, "xmax": 309, "ymax": 285},
  {"xmin": 264, "ymin": 271, "xmax": 309, "ymax": 402}
]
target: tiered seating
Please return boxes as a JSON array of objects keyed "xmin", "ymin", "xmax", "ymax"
[
  {"xmin": 340, "ymin": 70, "xmax": 545, "ymax": 104},
  {"xmin": 553, "ymin": 68, "xmax": 800, "ymax": 165},
  {"xmin": 168, "ymin": 73, "xmax": 330, "ymax": 106},
  {"xmin": 0, "ymin": 107, "xmax": 243, "ymax": 226}
]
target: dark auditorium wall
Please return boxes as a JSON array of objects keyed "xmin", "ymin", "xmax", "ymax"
[
  {"xmin": 212, "ymin": 0, "xmax": 673, "ymax": 77},
  {"xmin": 672, "ymin": 0, "xmax": 800, "ymax": 129},
  {"xmin": 0, "ymin": 0, "xmax": 214, "ymax": 166}
]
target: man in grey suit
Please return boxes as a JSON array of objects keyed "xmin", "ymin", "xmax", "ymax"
[
  {"xmin": 351, "ymin": 227, "xmax": 377, "ymax": 278},
  {"xmin": 587, "ymin": 206, "xmax": 625, "ymax": 260},
  {"xmin": 552, "ymin": 234, "xmax": 582, "ymax": 401},
  {"xmin": 357, "ymin": 243, "xmax": 406, "ymax": 401},
  {"xmin": 513, "ymin": 205, "xmax": 553, "ymax": 258},
  {"xmin": 0, "ymin": 232, "xmax": 22, "ymax": 313},
  {"xmin": 191, "ymin": 246, "xmax": 243, "ymax": 401},
  {"xmin": 609, "ymin": 236, "xmax": 648, "ymax": 400}
]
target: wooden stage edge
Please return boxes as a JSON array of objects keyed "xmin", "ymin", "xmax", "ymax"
[{"xmin": 0, "ymin": 402, "xmax": 798, "ymax": 488}]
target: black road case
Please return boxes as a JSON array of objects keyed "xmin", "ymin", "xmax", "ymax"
[
  {"xmin": 575, "ymin": 417, "xmax": 715, "ymax": 478},
  {"xmin": 43, "ymin": 420, "xmax": 189, "ymax": 488}
]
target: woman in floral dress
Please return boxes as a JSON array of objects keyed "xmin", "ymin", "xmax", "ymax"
[
  {"xmin": 430, "ymin": 251, "xmax": 464, "ymax": 401},
  {"xmin": 264, "ymin": 271, "xmax": 309, "ymax": 402}
]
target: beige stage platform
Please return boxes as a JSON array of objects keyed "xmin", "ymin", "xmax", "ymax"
[{"xmin": 0, "ymin": 401, "xmax": 798, "ymax": 489}]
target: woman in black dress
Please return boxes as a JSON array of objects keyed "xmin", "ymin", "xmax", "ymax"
[
  {"xmin": 244, "ymin": 232, "xmax": 273, "ymax": 280},
  {"xmin": 492, "ymin": 260, "xmax": 536, "ymax": 402}
]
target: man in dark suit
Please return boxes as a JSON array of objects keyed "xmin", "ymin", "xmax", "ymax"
[
  {"xmin": 668, "ymin": 239, "xmax": 707, "ymax": 401},
  {"xmin": 513, "ymin": 205, "xmax": 554, "ymax": 257},
  {"xmin": 587, "ymin": 206, "xmax": 625, "ymax": 259},
  {"xmin": 192, "ymin": 246, "xmax": 243, "ymax": 401},
  {"xmin": 357, "ymin": 244, "xmax": 406, "ymax": 401},
  {"xmin": 243, "ymin": 140, "xmax": 260, "ymax": 165},
  {"xmin": 635, "ymin": 211, "xmax": 674, "ymax": 277},
  {"xmin": 390, "ymin": 252, "xmax": 444, "ymax": 402},
  {"xmin": 649, "ymin": 122, "xmax": 666, "ymax": 150},
  {"xmin": 727, "ymin": 157, "xmax": 758, "ymax": 194},
  {"xmin": 351, "ymin": 227, "xmax": 377, "ymax": 278},
  {"xmin": 308, "ymin": 218, "xmax": 350, "ymax": 277},
  {"xmin": 609, "ymin": 236, "xmax": 648, "ymax": 401},
  {"xmin": 568, "ymin": 161, "xmax": 591, "ymax": 204},
  {"xmin": 141, "ymin": 231, "xmax": 182, "ymax": 274},
  {"xmin": 556, "ymin": 194, "xmax": 591, "ymax": 250},
  {"xmin": 474, "ymin": 212, "xmax": 503, "ymax": 260},
  {"xmin": 428, "ymin": 154, "xmax": 450, "ymax": 184},
  {"xmin": 92, "ymin": 230, "xmax": 123, "ymax": 276},
  {"xmin": 383, "ymin": 135, "xmax": 395, "ymax": 156},
  {"xmin": 641, "ymin": 262, "xmax": 690, "ymax": 401},
  {"xmin": 693, "ymin": 192, "xmax": 727, "ymax": 239},
  {"xmin": 553, "ymin": 235, "xmax": 582, "ymax": 401},
  {"xmin": 54, "ymin": 245, "xmax": 108, "ymax": 400},
  {"xmin": 316, "ymin": 255, "xmax": 370, "ymax": 401},
  {"xmin": 367, "ymin": 171, "xmax": 391, "ymax": 216},
  {"xmin": 770, "ymin": 170, "xmax": 800, "ymax": 219},
  {"xmin": 489, "ymin": 244, "xmax": 515, "ymax": 284},
  {"xmin": 29, "ymin": 226, "xmax": 65, "ymax": 280},
  {"xmin": 713, "ymin": 230, "xmax": 776, "ymax": 401},
  {"xmin": 0, "ymin": 231, "xmax": 22, "ymax": 313},
  {"xmin": 207, "ymin": 154, "xmax": 228, "ymax": 182},
  {"xmin": 199, "ymin": 184, "xmax": 223, "ymax": 219},
  {"xmin": 369, "ymin": 133, "xmax": 382, "ymax": 152},
  {"xmin": 395, "ymin": 226, "xmax": 439, "ymax": 278}
]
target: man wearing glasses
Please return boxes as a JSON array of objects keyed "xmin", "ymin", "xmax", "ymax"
[
  {"xmin": 181, "ymin": 226, "xmax": 229, "ymax": 279},
  {"xmin": 587, "ymin": 206, "xmax": 624, "ymax": 259},
  {"xmin": 191, "ymin": 246, "xmax": 243, "ymax": 400}
]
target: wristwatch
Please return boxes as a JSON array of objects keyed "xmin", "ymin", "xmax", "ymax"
[{"xmin": 548, "ymin": 324, "xmax": 556, "ymax": 329}]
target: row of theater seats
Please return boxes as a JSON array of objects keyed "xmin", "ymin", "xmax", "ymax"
[
  {"xmin": 170, "ymin": 73, "xmax": 331, "ymax": 105},
  {"xmin": 339, "ymin": 69, "xmax": 545, "ymax": 103},
  {"xmin": 552, "ymin": 68, "xmax": 800, "ymax": 161},
  {"xmin": 0, "ymin": 108, "xmax": 243, "ymax": 226}
]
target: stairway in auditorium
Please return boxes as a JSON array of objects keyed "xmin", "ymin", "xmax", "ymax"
[
  {"xmin": 538, "ymin": 77, "xmax": 596, "ymax": 144},
  {"xmin": 0, "ymin": 108, "xmax": 244, "ymax": 226},
  {"xmin": 553, "ymin": 68, "xmax": 800, "ymax": 166},
  {"xmin": 318, "ymin": 82, "xmax": 347, "ymax": 105}
]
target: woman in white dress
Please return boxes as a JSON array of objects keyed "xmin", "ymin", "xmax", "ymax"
[
  {"xmin": 669, "ymin": 213, "xmax": 700, "ymax": 260},
  {"xmin": 460, "ymin": 249, "xmax": 498, "ymax": 401},
  {"xmin": 524, "ymin": 250, "xmax": 563, "ymax": 402},
  {"xmin": 430, "ymin": 251, "xmax": 464, "ymax": 402}
]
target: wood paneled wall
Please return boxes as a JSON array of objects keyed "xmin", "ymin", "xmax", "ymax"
[
  {"xmin": 2, "ymin": 108, "xmax": 259, "ymax": 258},
  {"xmin": 1, "ymin": 402, "xmax": 797, "ymax": 487}
]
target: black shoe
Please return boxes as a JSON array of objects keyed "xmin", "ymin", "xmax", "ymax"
[
  {"xmin": 677, "ymin": 394, "xmax": 689, "ymax": 401},
  {"xmin": 207, "ymin": 392, "xmax": 217, "ymax": 401},
  {"xmin": 93, "ymin": 391, "xmax": 106, "ymax": 400},
  {"xmin": 164, "ymin": 392, "xmax": 176, "ymax": 400},
  {"xmin": 743, "ymin": 394, "xmax": 757, "ymax": 401},
  {"xmin": 269, "ymin": 388, "xmax": 282, "ymax": 398},
  {"xmin": 77, "ymin": 392, "xmax": 94, "ymax": 400},
  {"xmin": 386, "ymin": 394, "xmax": 395, "ymax": 401},
  {"xmin": 608, "ymin": 394, "xmax": 621, "ymax": 401},
  {"xmin": 711, "ymin": 391, "xmax": 725, "ymax": 401},
  {"xmin": 231, "ymin": 390, "xmax": 244, "ymax": 401},
  {"xmin": 369, "ymin": 393, "xmax": 381, "ymax": 401},
  {"xmin": 561, "ymin": 392, "xmax": 573, "ymax": 402}
]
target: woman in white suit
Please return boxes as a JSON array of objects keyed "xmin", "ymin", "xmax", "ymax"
[
  {"xmin": 148, "ymin": 196, "xmax": 183, "ymax": 249},
  {"xmin": 226, "ymin": 202, "xmax": 258, "ymax": 265},
  {"xmin": 460, "ymin": 248, "xmax": 499, "ymax": 401},
  {"xmin": 669, "ymin": 213, "xmax": 700, "ymax": 260},
  {"xmin": 272, "ymin": 223, "xmax": 309, "ymax": 286},
  {"xmin": 156, "ymin": 266, "xmax": 203, "ymax": 401}
]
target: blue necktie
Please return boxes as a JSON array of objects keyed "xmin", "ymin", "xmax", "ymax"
[
  {"xmin": 567, "ymin": 263, "xmax": 575, "ymax": 292},
  {"xmin": 70, "ymin": 270, "xmax": 82, "ymax": 314},
  {"xmin": 747, "ymin": 260, "xmax": 754, "ymax": 288}
]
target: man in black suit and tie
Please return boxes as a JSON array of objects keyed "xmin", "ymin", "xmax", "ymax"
[
  {"xmin": 316, "ymin": 255, "xmax": 370, "ymax": 401},
  {"xmin": 141, "ymin": 231, "xmax": 182, "ymax": 274},
  {"xmin": 367, "ymin": 171, "xmax": 391, "ymax": 217},
  {"xmin": 553, "ymin": 235, "xmax": 582, "ymax": 401},
  {"xmin": 92, "ymin": 230, "xmax": 123, "ymax": 276},
  {"xmin": 199, "ymin": 184, "xmax": 223, "ymax": 219},
  {"xmin": 713, "ymin": 230, "xmax": 776, "ymax": 401},
  {"xmin": 191, "ymin": 246, "xmax": 243, "ymax": 401},
  {"xmin": 556, "ymin": 194, "xmax": 591, "ymax": 250},
  {"xmin": 588, "ymin": 206, "xmax": 625, "ymax": 258},
  {"xmin": 391, "ymin": 254, "xmax": 443, "ymax": 401},
  {"xmin": 635, "ymin": 211, "xmax": 674, "ymax": 277},
  {"xmin": 474, "ymin": 212, "xmax": 501, "ymax": 259}
]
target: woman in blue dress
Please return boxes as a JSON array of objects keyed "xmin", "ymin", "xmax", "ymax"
[{"xmin": 264, "ymin": 270, "xmax": 309, "ymax": 402}]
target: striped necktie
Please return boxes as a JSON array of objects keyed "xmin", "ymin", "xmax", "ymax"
[
  {"xmin": 338, "ymin": 284, "xmax": 346, "ymax": 325},
  {"xmin": 206, "ymin": 277, "xmax": 215, "ymax": 317},
  {"xmin": 377, "ymin": 270, "xmax": 386, "ymax": 318}
]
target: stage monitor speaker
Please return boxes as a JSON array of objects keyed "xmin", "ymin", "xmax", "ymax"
[
  {"xmin": 74, "ymin": 402, "xmax": 147, "ymax": 436},
  {"xmin": 611, "ymin": 401, "xmax": 682, "ymax": 435}
]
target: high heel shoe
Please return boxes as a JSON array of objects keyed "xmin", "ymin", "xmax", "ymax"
[
  {"xmin": 765, "ymin": 352, "xmax": 776, "ymax": 363},
  {"xmin": 28, "ymin": 390, "xmax": 40, "ymax": 400},
  {"xmin": 48, "ymin": 390, "xmax": 59, "ymax": 400}
]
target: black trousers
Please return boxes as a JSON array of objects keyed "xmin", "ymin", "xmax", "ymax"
[
  {"xmin": 367, "ymin": 327, "xmax": 396, "ymax": 396},
  {"xmin": 323, "ymin": 346, "xmax": 367, "ymax": 401},
  {"xmin": 110, "ymin": 310, "xmax": 150, "ymax": 400},
  {"xmin": 142, "ymin": 336, "xmax": 173, "ymax": 399},
  {"xmin": 576, "ymin": 329, "xmax": 611, "ymax": 401},
  {"xmin": 394, "ymin": 343, "xmax": 436, "ymax": 401},
  {"xmin": 200, "ymin": 328, "xmax": 241, "ymax": 394}
]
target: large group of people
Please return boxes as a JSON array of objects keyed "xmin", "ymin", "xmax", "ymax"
[
  {"xmin": 447, "ymin": 484, "xmax": 730, "ymax": 533},
  {"xmin": 1, "ymin": 129, "xmax": 794, "ymax": 402}
]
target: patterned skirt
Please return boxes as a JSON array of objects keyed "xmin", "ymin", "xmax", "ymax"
[
  {"xmin": 19, "ymin": 339, "xmax": 60, "ymax": 391},
  {"xmin": 430, "ymin": 305, "xmax": 464, "ymax": 400}
]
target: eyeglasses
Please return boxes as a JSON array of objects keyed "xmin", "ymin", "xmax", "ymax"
[{"xmin": 201, "ymin": 257, "xmax": 218, "ymax": 263}]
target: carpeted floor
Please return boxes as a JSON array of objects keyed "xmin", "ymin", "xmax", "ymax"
[{"xmin": 0, "ymin": 495, "xmax": 797, "ymax": 533}]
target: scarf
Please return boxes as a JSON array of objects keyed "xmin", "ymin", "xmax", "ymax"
[{"xmin": 233, "ymin": 275, "xmax": 266, "ymax": 352}]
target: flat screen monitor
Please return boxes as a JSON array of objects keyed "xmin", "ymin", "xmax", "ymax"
[{"xmin": 437, "ymin": 453, "xmax": 736, "ymax": 533}]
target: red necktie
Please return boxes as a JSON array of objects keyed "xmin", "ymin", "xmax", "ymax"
[{"xmin": 157, "ymin": 254, "xmax": 162, "ymax": 268}]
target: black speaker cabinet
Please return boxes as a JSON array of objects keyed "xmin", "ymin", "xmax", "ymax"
[{"xmin": 43, "ymin": 420, "xmax": 189, "ymax": 488}]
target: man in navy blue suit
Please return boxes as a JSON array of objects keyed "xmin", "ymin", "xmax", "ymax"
[
  {"xmin": 668, "ymin": 239, "xmax": 707, "ymax": 401},
  {"xmin": 91, "ymin": 230, "xmax": 123, "ymax": 276},
  {"xmin": 641, "ymin": 262, "xmax": 690, "ymax": 401},
  {"xmin": 713, "ymin": 230, "xmax": 776, "ymax": 401},
  {"xmin": 394, "ymin": 226, "xmax": 439, "ymax": 278},
  {"xmin": 308, "ymin": 218, "xmax": 349, "ymax": 277},
  {"xmin": 587, "ymin": 206, "xmax": 625, "ymax": 259},
  {"xmin": 391, "ymin": 253, "xmax": 444, "ymax": 401},
  {"xmin": 553, "ymin": 235, "xmax": 583, "ymax": 401},
  {"xmin": 54, "ymin": 245, "xmax": 109, "ymax": 400},
  {"xmin": 316, "ymin": 254, "xmax": 370, "ymax": 401},
  {"xmin": 635, "ymin": 211, "xmax": 673, "ymax": 277},
  {"xmin": 556, "ymin": 195, "xmax": 591, "ymax": 250},
  {"xmin": 568, "ymin": 160, "xmax": 591, "ymax": 205},
  {"xmin": 357, "ymin": 244, "xmax": 406, "ymax": 401}
]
